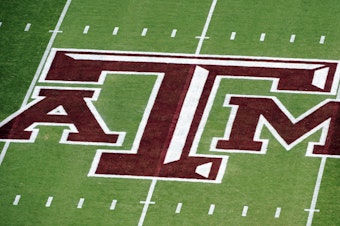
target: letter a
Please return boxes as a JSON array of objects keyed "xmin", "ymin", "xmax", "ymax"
[{"xmin": 0, "ymin": 87, "xmax": 123, "ymax": 145}]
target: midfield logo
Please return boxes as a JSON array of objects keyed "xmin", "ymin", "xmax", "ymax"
[{"xmin": 1, "ymin": 49, "xmax": 340, "ymax": 183}]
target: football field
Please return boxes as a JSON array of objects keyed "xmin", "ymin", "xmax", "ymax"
[{"xmin": 1, "ymin": 0, "xmax": 340, "ymax": 225}]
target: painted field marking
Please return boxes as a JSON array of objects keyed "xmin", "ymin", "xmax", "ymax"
[
  {"xmin": 290, "ymin": 34, "xmax": 296, "ymax": 43},
  {"xmin": 13, "ymin": 195, "xmax": 21, "ymax": 205},
  {"xmin": 164, "ymin": 66, "xmax": 209, "ymax": 164},
  {"xmin": 110, "ymin": 199, "xmax": 117, "ymax": 210},
  {"xmin": 138, "ymin": 179, "xmax": 157, "ymax": 226},
  {"xmin": 77, "ymin": 198, "xmax": 85, "ymax": 208},
  {"xmin": 305, "ymin": 156, "xmax": 326, "ymax": 226},
  {"xmin": 0, "ymin": 0, "xmax": 71, "ymax": 169},
  {"xmin": 0, "ymin": 22, "xmax": 2, "ymax": 27},
  {"xmin": 230, "ymin": 31, "xmax": 236, "ymax": 40},
  {"xmin": 171, "ymin": 29, "xmax": 177, "ymax": 38},
  {"xmin": 83, "ymin": 25, "xmax": 90, "ymax": 34},
  {"xmin": 21, "ymin": 0, "xmax": 71, "ymax": 109},
  {"xmin": 305, "ymin": 82, "xmax": 340, "ymax": 224},
  {"xmin": 141, "ymin": 28, "xmax": 148, "ymax": 36},
  {"xmin": 260, "ymin": 33, "xmax": 266, "ymax": 41},
  {"xmin": 319, "ymin": 36, "xmax": 325, "ymax": 44},
  {"xmin": 112, "ymin": 27, "xmax": 119, "ymax": 35},
  {"xmin": 49, "ymin": 29, "xmax": 63, "ymax": 33},
  {"xmin": 140, "ymin": 200, "xmax": 155, "ymax": 205},
  {"xmin": 305, "ymin": 208, "xmax": 320, "ymax": 212},
  {"xmin": 242, "ymin": 206, "xmax": 248, "ymax": 217},
  {"xmin": 0, "ymin": 141, "xmax": 10, "ymax": 165},
  {"xmin": 24, "ymin": 23, "xmax": 31, "ymax": 32},
  {"xmin": 45, "ymin": 196, "xmax": 53, "ymax": 207},
  {"xmin": 208, "ymin": 204, "xmax": 215, "ymax": 215},
  {"xmin": 195, "ymin": 0, "xmax": 217, "ymax": 55},
  {"xmin": 175, "ymin": 203, "xmax": 182, "ymax": 213},
  {"xmin": 274, "ymin": 207, "xmax": 281, "ymax": 218}
]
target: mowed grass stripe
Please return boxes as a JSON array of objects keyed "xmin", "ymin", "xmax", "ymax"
[
  {"xmin": 203, "ymin": 0, "xmax": 340, "ymax": 59},
  {"xmin": 54, "ymin": 0, "xmax": 214, "ymax": 53},
  {"xmin": 0, "ymin": 0, "xmax": 67, "ymax": 121}
]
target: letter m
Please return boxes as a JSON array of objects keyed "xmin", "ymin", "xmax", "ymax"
[{"xmin": 212, "ymin": 95, "xmax": 340, "ymax": 157}]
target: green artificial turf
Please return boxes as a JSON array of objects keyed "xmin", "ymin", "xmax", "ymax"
[{"xmin": 1, "ymin": 0, "xmax": 340, "ymax": 225}]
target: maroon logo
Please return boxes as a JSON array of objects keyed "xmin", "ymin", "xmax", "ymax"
[{"xmin": 1, "ymin": 49, "xmax": 340, "ymax": 182}]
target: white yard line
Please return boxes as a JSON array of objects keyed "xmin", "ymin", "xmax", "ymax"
[
  {"xmin": 138, "ymin": 1, "xmax": 218, "ymax": 224},
  {"xmin": 21, "ymin": 0, "xmax": 71, "ymax": 108},
  {"xmin": 0, "ymin": 0, "xmax": 72, "ymax": 167},
  {"xmin": 195, "ymin": 0, "xmax": 217, "ymax": 55},
  {"xmin": 305, "ymin": 82, "xmax": 340, "ymax": 225},
  {"xmin": 305, "ymin": 156, "xmax": 327, "ymax": 226},
  {"xmin": 0, "ymin": 141, "xmax": 10, "ymax": 165},
  {"xmin": 138, "ymin": 179, "xmax": 157, "ymax": 226}
]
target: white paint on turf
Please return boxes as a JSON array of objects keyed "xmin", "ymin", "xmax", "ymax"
[
  {"xmin": 24, "ymin": 23, "xmax": 31, "ymax": 32},
  {"xmin": 110, "ymin": 199, "xmax": 117, "ymax": 210},
  {"xmin": 67, "ymin": 53, "xmax": 327, "ymax": 71},
  {"xmin": 275, "ymin": 207, "xmax": 281, "ymax": 218},
  {"xmin": 0, "ymin": 141, "xmax": 10, "ymax": 166},
  {"xmin": 171, "ymin": 29, "xmax": 177, "ymax": 38},
  {"xmin": 112, "ymin": 27, "xmax": 119, "ymax": 35},
  {"xmin": 141, "ymin": 28, "xmax": 148, "ymax": 36},
  {"xmin": 195, "ymin": 162, "xmax": 213, "ymax": 178},
  {"xmin": 230, "ymin": 32, "xmax": 236, "ymax": 40},
  {"xmin": 49, "ymin": 29, "xmax": 63, "ymax": 33},
  {"xmin": 208, "ymin": 204, "xmax": 215, "ymax": 215},
  {"xmin": 195, "ymin": 0, "xmax": 217, "ymax": 55},
  {"xmin": 138, "ymin": 179, "xmax": 157, "ymax": 226},
  {"xmin": 164, "ymin": 66, "xmax": 209, "ymax": 164},
  {"xmin": 83, "ymin": 25, "xmax": 90, "ymax": 34},
  {"xmin": 45, "ymin": 196, "xmax": 53, "ymax": 207},
  {"xmin": 77, "ymin": 198, "xmax": 85, "ymax": 208},
  {"xmin": 138, "ymin": 4, "xmax": 219, "ymax": 224},
  {"xmin": 305, "ymin": 157, "xmax": 326, "ymax": 226},
  {"xmin": 13, "ymin": 195, "xmax": 21, "ymax": 205},
  {"xmin": 290, "ymin": 34, "xmax": 296, "ymax": 43},
  {"xmin": 0, "ymin": 86, "xmax": 126, "ymax": 147},
  {"xmin": 305, "ymin": 81, "xmax": 340, "ymax": 225},
  {"xmin": 312, "ymin": 67, "xmax": 329, "ymax": 89},
  {"xmin": 242, "ymin": 206, "xmax": 248, "ymax": 216},
  {"xmin": 175, "ymin": 203, "xmax": 182, "ymax": 213},
  {"xmin": 0, "ymin": 0, "xmax": 72, "ymax": 167},
  {"xmin": 47, "ymin": 105, "xmax": 68, "ymax": 116},
  {"xmin": 260, "ymin": 33, "xmax": 266, "ymax": 41},
  {"xmin": 319, "ymin": 36, "xmax": 325, "ymax": 44},
  {"xmin": 21, "ymin": 0, "xmax": 72, "ymax": 108}
]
